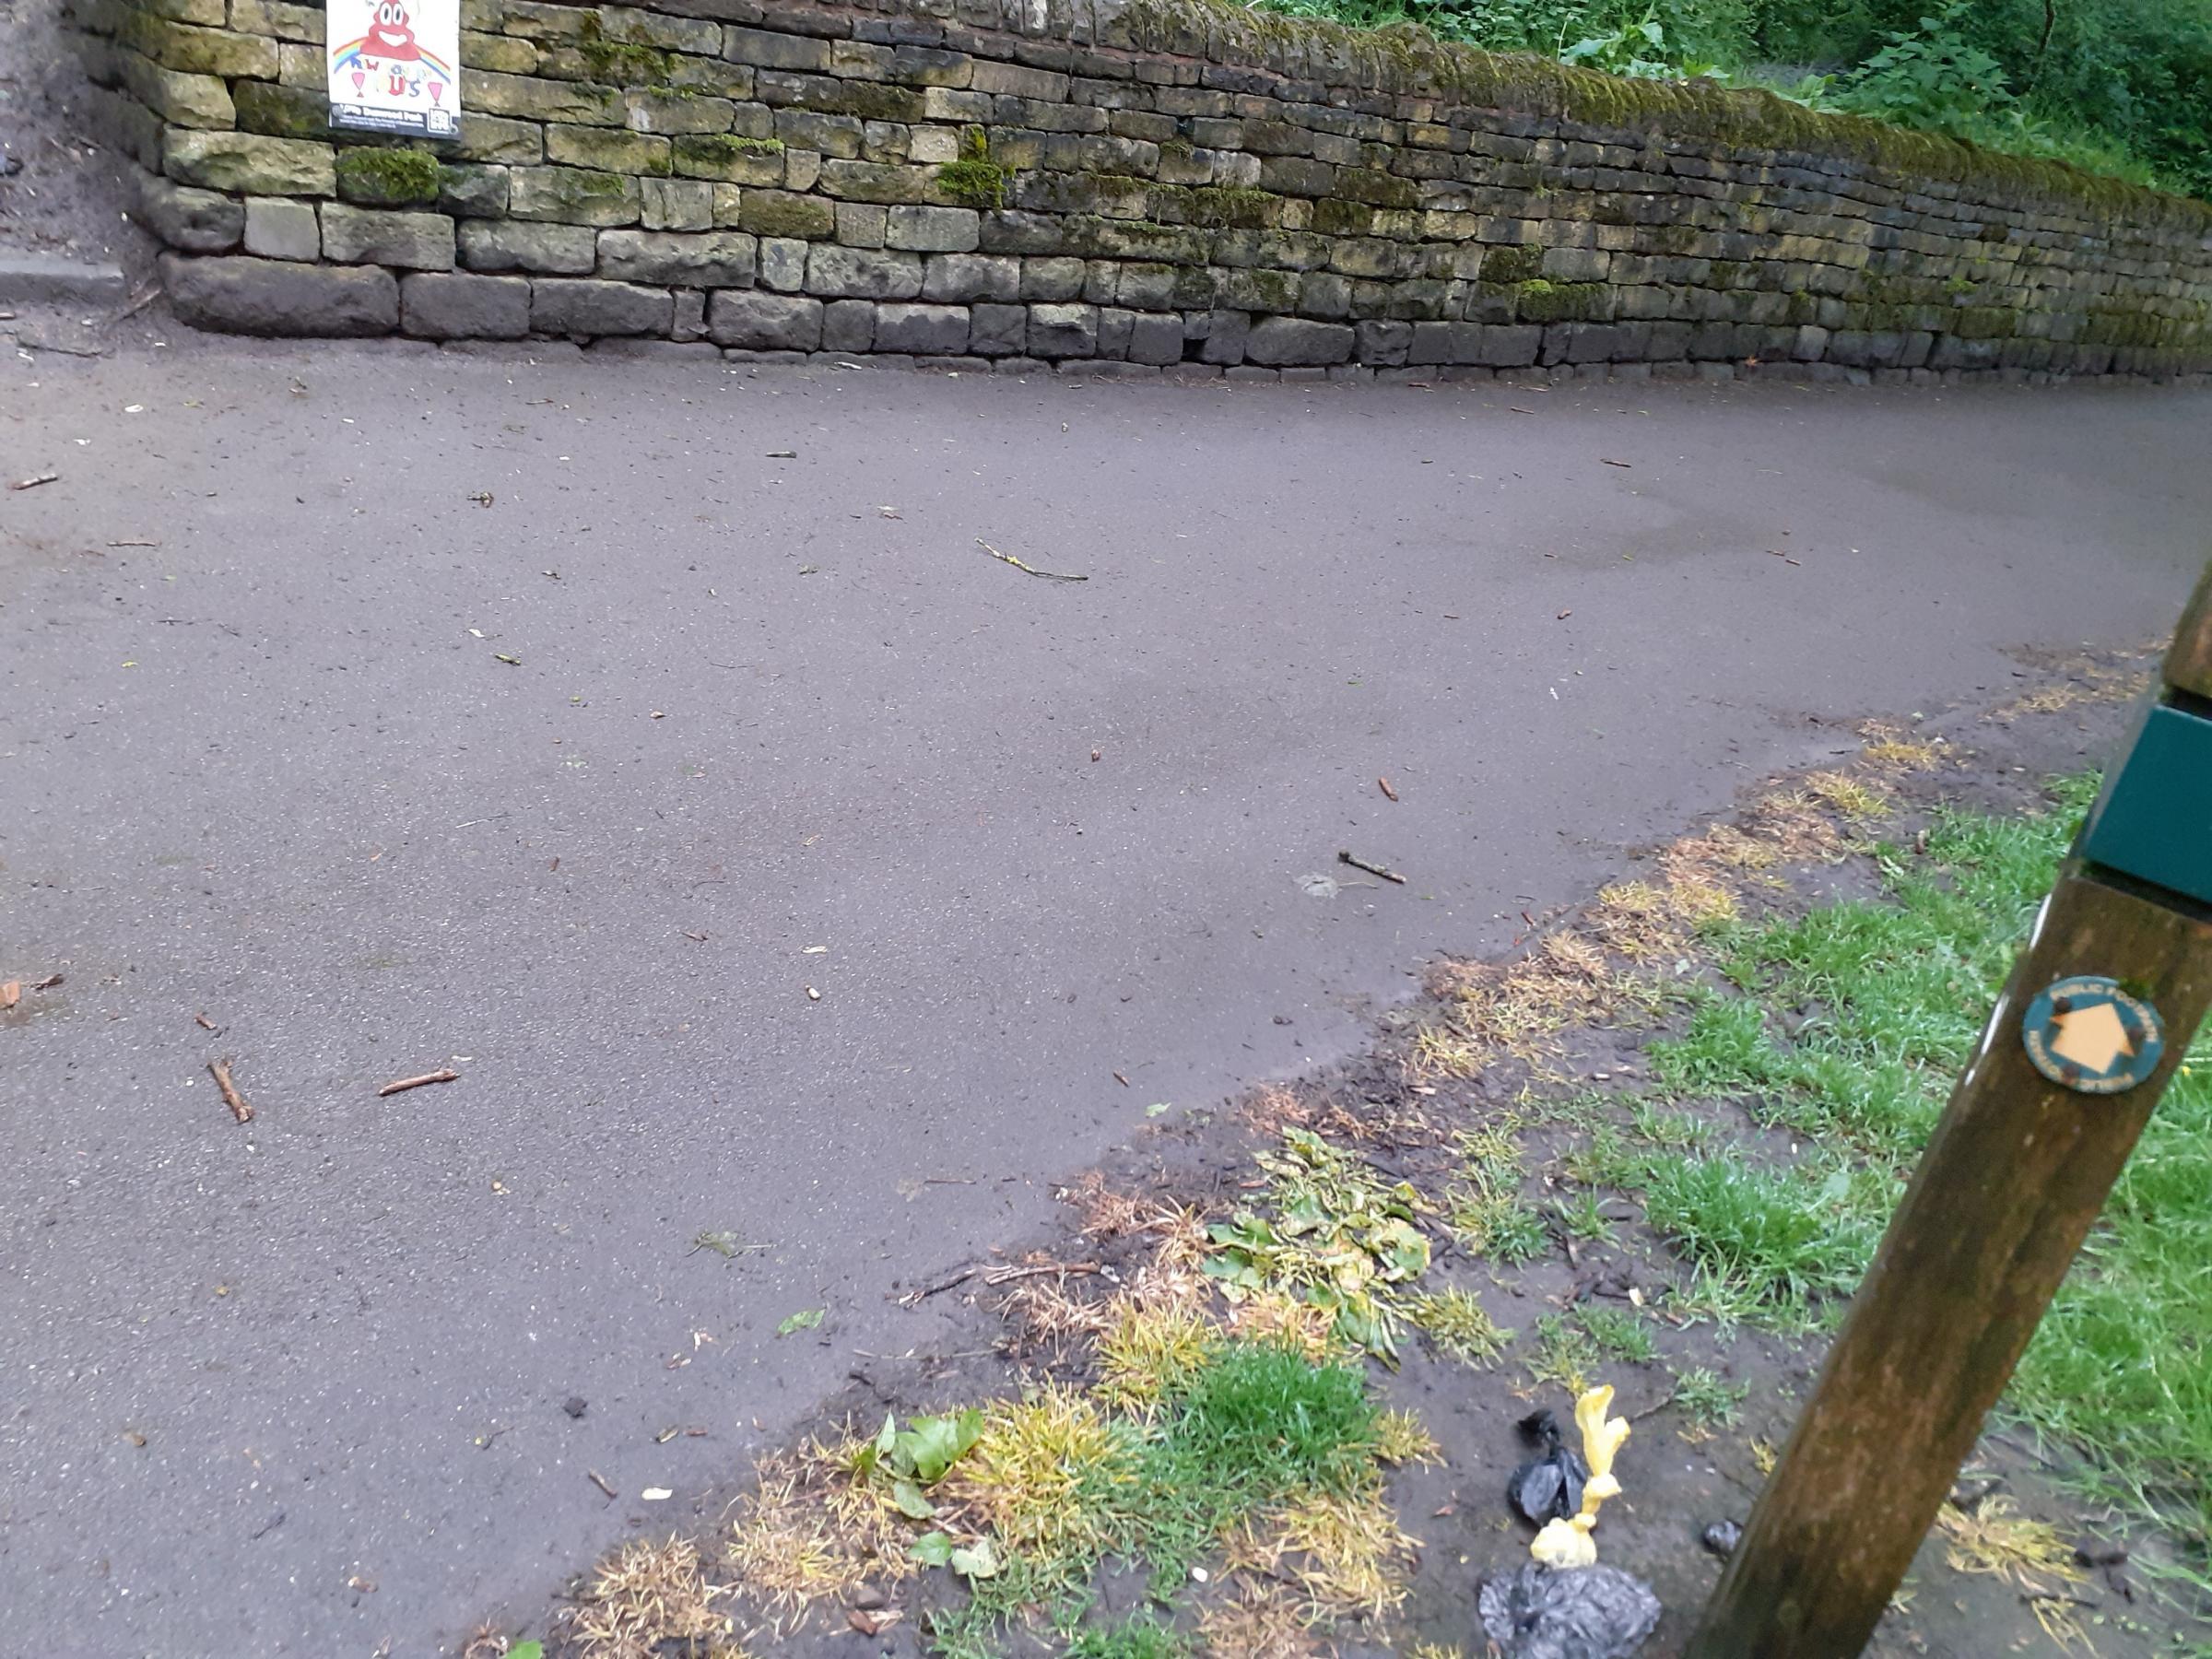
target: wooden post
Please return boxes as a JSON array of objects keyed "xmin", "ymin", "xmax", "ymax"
[{"xmin": 1685, "ymin": 565, "xmax": 2212, "ymax": 1659}]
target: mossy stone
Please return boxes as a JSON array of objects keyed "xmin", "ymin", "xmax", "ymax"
[{"xmin": 335, "ymin": 147, "xmax": 444, "ymax": 207}]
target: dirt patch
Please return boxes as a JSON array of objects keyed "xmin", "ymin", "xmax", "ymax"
[{"xmin": 0, "ymin": 0, "xmax": 147, "ymax": 266}]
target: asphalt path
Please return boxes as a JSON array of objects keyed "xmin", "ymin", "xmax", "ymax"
[{"xmin": 3, "ymin": 337, "xmax": 2206, "ymax": 1655}]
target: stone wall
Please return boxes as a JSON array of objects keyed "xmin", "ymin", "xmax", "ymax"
[{"xmin": 65, "ymin": 0, "xmax": 2212, "ymax": 382}]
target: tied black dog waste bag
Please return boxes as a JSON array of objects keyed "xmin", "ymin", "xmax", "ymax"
[{"xmin": 1509, "ymin": 1408, "xmax": 1589, "ymax": 1525}]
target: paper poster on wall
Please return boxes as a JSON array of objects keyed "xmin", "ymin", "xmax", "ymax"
[{"xmin": 327, "ymin": 0, "xmax": 459, "ymax": 136}]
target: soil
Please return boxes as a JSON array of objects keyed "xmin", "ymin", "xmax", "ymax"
[
  {"xmin": 521, "ymin": 649, "xmax": 2199, "ymax": 1659},
  {"xmin": 0, "ymin": 0, "xmax": 147, "ymax": 267}
]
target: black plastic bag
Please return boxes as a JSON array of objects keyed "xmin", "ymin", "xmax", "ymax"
[
  {"xmin": 1478, "ymin": 1563, "xmax": 1663, "ymax": 1659},
  {"xmin": 1508, "ymin": 1408, "xmax": 1589, "ymax": 1526}
]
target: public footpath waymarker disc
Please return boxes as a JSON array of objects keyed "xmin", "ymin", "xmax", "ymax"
[{"xmin": 2022, "ymin": 975, "xmax": 2165, "ymax": 1095}]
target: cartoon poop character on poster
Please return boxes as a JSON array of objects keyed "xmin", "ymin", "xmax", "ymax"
[{"xmin": 330, "ymin": 1, "xmax": 454, "ymax": 113}]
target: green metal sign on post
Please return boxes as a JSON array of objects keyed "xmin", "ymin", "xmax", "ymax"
[{"xmin": 1685, "ymin": 560, "xmax": 2212, "ymax": 1659}]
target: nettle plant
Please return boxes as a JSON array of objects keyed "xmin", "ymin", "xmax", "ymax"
[{"xmin": 1836, "ymin": 2, "xmax": 2014, "ymax": 138}]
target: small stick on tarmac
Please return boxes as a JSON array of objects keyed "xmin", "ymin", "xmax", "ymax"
[
  {"xmin": 977, "ymin": 538, "xmax": 1088, "ymax": 582},
  {"xmin": 208, "ymin": 1059, "xmax": 253, "ymax": 1124},
  {"xmin": 377, "ymin": 1068, "xmax": 459, "ymax": 1098},
  {"xmin": 1338, "ymin": 850, "xmax": 1407, "ymax": 884}
]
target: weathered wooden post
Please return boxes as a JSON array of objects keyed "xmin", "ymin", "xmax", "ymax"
[{"xmin": 1685, "ymin": 561, "xmax": 2212, "ymax": 1659}]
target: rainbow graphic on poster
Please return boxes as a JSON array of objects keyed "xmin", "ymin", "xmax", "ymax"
[{"xmin": 327, "ymin": 0, "xmax": 459, "ymax": 136}]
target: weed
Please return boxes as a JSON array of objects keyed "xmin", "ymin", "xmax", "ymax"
[
  {"xmin": 1447, "ymin": 1182, "xmax": 1549, "ymax": 1263},
  {"xmin": 1065, "ymin": 1613, "xmax": 1188, "ymax": 1659},
  {"xmin": 1576, "ymin": 1304, "xmax": 1656, "ymax": 1365},
  {"xmin": 937, "ymin": 127, "xmax": 1011, "ymax": 209},
  {"xmin": 1553, "ymin": 1188, "xmax": 1617, "ymax": 1243},
  {"xmin": 1524, "ymin": 1312, "xmax": 1602, "ymax": 1393},
  {"xmin": 1406, "ymin": 1288, "xmax": 1512, "ymax": 1367},
  {"xmin": 1205, "ymin": 1130, "xmax": 1430, "ymax": 1360},
  {"xmin": 1639, "ymin": 1154, "xmax": 1887, "ymax": 1316},
  {"xmin": 1672, "ymin": 1365, "xmax": 1748, "ymax": 1430}
]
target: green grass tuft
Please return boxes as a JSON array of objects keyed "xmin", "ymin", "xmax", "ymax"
[{"xmin": 1065, "ymin": 1612, "xmax": 1189, "ymax": 1659}]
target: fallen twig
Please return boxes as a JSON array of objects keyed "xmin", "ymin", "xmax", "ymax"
[
  {"xmin": 1337, "ymin": 850, "xmax": 1407, "ymax": 885},
  {"xmin": 195, "ymin": 1012, "xmax": 219, "ymax": 1031},
  {"xmin": 1377, "ymin": 777, "xmax": 1398, "ymax": 802},
  {"xmin": 10, "ymin": 472, "xmax": 58, "ymax": 491},
  {"xmin": 31, "ymin": 973, "xmax": 64, "ymax": 991},
  {"xmin": 982, "ymin": 1261, "xmax": 1101, "ymax": 1287},
  {"xmin": 978, "ymin": 538, "xmax": 1088, "ymax": 582},
  {"xmin": 208, "ymin": 1058, "xmax": 253, "ymax": 1124},
  {"xmin": 897, "ymin": 1266, "xmax": 978, "ymax": 1308},
  {"xmin": 1630, "ymin": 1388, "xmax": 1678, "ymax": 1423},
  {"xmin": 376, "ymin": 1067, "xmax": 458, "ymax": 1098},
  {"xmin": 118, "ymin": 285, "xmax": 161, "ymax": 320},
  {"xmin": 586, "ymin": 1470, "xmax": 618, "ymax": 1501},
  {"xmin": 1600, "ymin": 457, "xmax": 1632, "ymax": 468}
]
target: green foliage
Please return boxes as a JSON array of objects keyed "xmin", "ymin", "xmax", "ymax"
[
  {"xmin": 1065, "ymin": 1614, "xmax": 1190, "ymax": 1659},
  {"xmin": 1619, "ymin": 771, "xmax": 2212, "ymax": 1540},
  {"xmin": 929, "ymin": 1338, "xmax": 1384, "ymax": 1653},
  {"xmin": 1246, "ymin": 0, "xmax": 2209, "ymax": 197},
  {"xmin": 853, "ymin": 1408, "xmax": 987, "ymax": 1521},
  {"xmin": 1205, "ymin": 1128, "xmax": 1431, "ymax": 1361},
  {"xmin": 1577, "ymin": 1304, "xmax": 1657, "ymax": 1364},
  {"xmin": 1832, "ymin": 3, "xmax": 2013, "ymax": 138},
  {"xmin": 1672, "ymin": 1364, "xmax": 1748, "ymax": 1429},
  {"xmin": 937, "ymin": 127, "xmax": 1013, "ymax": 209}
]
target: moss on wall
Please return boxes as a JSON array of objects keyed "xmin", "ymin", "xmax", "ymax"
[
  {"xmin": 937, "ymin": 128, "xmax": 1012, "ymax": 209},
  {"xmin": 334, "ymin": 146, "xmax": 442, "ymax": 206}
]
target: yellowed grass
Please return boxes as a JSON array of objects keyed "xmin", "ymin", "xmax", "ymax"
[
  {"xmin": 1858, "ymin": 720, "xmax": 1945, "ymax": 772},
  {"xmin": 1375, "ymin": 1409, "xmax": 1442, "ymax": 1467},
  {"xmin": 1241, "ymin": 1082, "xmax": 1311, "ymax": 1136},
  {"xmin": 1224, "ymin": 1288, "xmax": 1345, "ymax": 1362},
  {"xmin": 942, "ymin": 1387, "xmax": 1127, "ymax": 1562},
  {"xmin": 1000, "ymin": 1273, "xmax": 1114, "ymax": 1342},
  {"xmin": 1937, "ymin": 1498, "xmax": 2084, "ymax": 1588},
  {"xmin": 1410, "ymin": 1020, "xmax": 1486, "ymax": 1079},
  {"xmin": 1804, "ymin": 770, "xmax": 1891, "ymax": 820},
  {"xmin": 1096, "ymin": 1296, "xmax": 1216, "ymax": 1414},
  {"xmin": 1065, "ymin": 1172, "xmax": 1153, "ymax": 1240},
  {"xmin": 1992, "ymin": 662, "xmax": 2147, "ymax": 722},
  {"xmin": 724, "ymin": 1436, "xmax": 913, "ymax": 1630},
  {"xmin": 1197, "ymin": 1580, "xmax": 1325, "ymax": 1659},
  {"xmin": 1239, "ymin": 1488, "xmax": 1418, "ymax": 1621},
  {"xmin": 1936, "ymin": 1498, "xmax": 2093, "ymax": 1652},
  {"xmin": 572, "ymin": 1536, "xmax": 729, "ymax": 1659}
]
